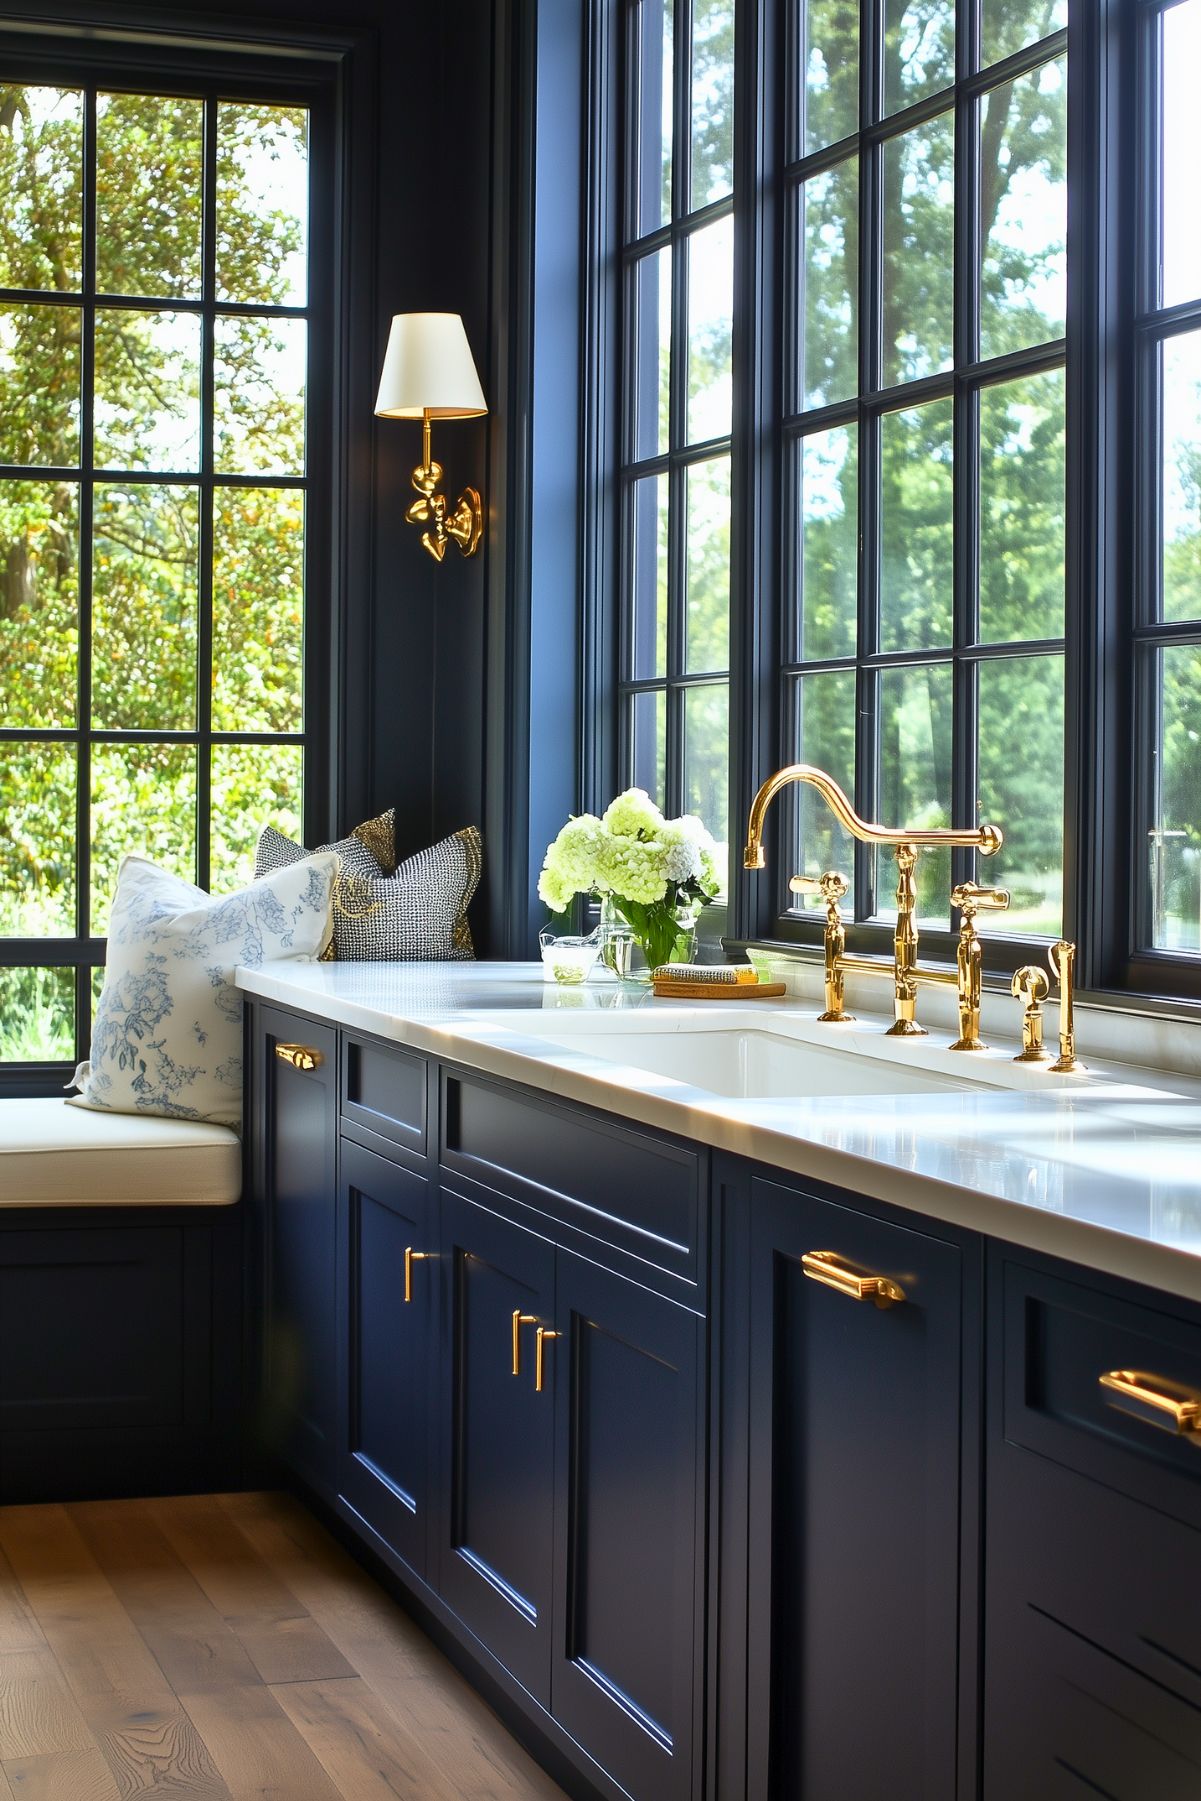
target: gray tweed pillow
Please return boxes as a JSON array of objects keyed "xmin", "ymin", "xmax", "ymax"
[{"xmin": 254, "ymin": 815, "xmax": 481, "ymax": 961}]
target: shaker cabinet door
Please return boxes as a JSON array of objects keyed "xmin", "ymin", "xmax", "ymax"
[
  {"xmin": 437, "ymin": 1189, "xmax": 556, "ymax": 1706},
  {"xmin": 255, "ymin": 1007, "xmax": 340, "ymax": 1498},
  {"xmin": 338, "ymin": 1139, "xmax": 434, "ymax": 1577},
  {"xmin": 550, "ymin": 1251, "xmax": 703, "ymax": 1801},
  {"xmin": 746, "ymin": 1177, "xmax": 963, "ymax": 1801}
]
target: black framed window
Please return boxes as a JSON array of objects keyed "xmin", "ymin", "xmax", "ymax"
[
  {"xmin": 0, "ymin": 67, "xmax": 323, "ymax": 1069},
  {"xmin": 1135, "ymin": 0, "xmax": 1201, "ymax": 960},
  {"xmin": 779, "ymin": 0, "xmax": 1068, "ymax": 950},
  {"xmin": 619, "ymin": 0, "xmax": 737, "ymax": 879}
]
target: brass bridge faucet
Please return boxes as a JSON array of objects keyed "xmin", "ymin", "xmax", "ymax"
[{"xmin": 744, "ymin": 763, "xmax": 1005, "ymax": 1041}]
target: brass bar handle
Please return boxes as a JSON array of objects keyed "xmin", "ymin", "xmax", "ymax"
[
  {"xmin": 1098, "ymin": 1369, "xmax": 1201, "ymax": 1439},
  {"xmin": 535, "ymin": 1326, "xmax": 560, "ymax": 1393},
  {"xmin": 274, "ymin": 1043, "xmax": 323, "ymax": 1071},
  {"xmin": 801, "ymin": 1250, "xmax": 906, "ymax": 1310},
  {"xmin": 403, "ymin": 1248, "xmax": 431, "ymax": 1304},
  {"xmin": 511, "ymin": 1310, "xmax": 537, "ymax": 1376}
]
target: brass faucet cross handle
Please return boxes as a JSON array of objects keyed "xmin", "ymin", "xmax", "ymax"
[
  {"xmin": 789, "ymin": 871, "xmax": 855, "ymax": 1023},
  {"xmin": 949, "ymin": 883, "xmax": 1010, "ymax": 1051}
]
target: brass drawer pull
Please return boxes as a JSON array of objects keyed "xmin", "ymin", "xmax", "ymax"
[
  {"xmin": 403, "ymin": 1247, "xmax": 431, "ymax": 1304},
  {"xmin": 1098, "ymin": 1369, "xmax": 1201, "ymax": 1440},
  {"xmin": 535, "ymin": 1326, "xmax": 560, "ymax": 1393},
  {"xmin": 801, "ymin": 1250, "xmax": 906, "ymax": 1310},
  {"xmin": 275, "ymin": 1043, "xmax": 323, "ymax": 1072},
  {"xmin": 511, "ymin": 1309, "xmax": 537, "ymax": 1375}
]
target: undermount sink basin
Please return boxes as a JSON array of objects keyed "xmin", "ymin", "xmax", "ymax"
[{"xmin": 493, "ymin": 1016, "xmax": 977, "ymax": 1100}]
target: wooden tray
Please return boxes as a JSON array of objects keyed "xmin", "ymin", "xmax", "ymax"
[{"xmin": 651, "ymin": 980, "xmax": 787, "ymax": 1000}]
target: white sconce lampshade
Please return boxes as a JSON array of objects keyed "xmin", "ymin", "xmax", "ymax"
[{"xmin": 374, "ymin": 312, "xmax": 487, "ymax": 419}]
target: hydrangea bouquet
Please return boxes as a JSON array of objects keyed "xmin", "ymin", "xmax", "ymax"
[{"xmin": 538, "ymin": 788, "xmax": 722, "ymax": 974}]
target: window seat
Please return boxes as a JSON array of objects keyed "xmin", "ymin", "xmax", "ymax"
[
  {"xmin": 0, "ymin": 1099, "xmax": 244, "ymax": 1504},
  {"xmin": 0, "ymin": 1098, "xmax": 241, "ymax": 1206}
]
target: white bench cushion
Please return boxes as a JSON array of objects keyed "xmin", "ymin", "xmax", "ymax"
[{"xmin": 0, "ymin": 1099, "xmax": 240, "ymax": 1207}]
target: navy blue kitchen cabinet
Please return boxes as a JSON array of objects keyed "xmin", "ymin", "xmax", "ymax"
[
  {"xmin": 551, "ymin": 1248, "xmax": 703, "ymax": 1801},
  {"xmin": 245, "ymin": 1000, "xmax": 1201, "ymax": 1801},
  {"xmin": 249, "ymin": 1004, "xmax": 340, "ymax": 1500},
  {"xmin": 338, "ymin": 1137, "xmax": 435, "ymax": 1578},
  {"xmin": 437, "ymin": 1186, "xmax": 558, "ymax": 1705},
  {"xmin": 740, "ymin": 1174, "xmax": 969, "ymax": 1801},
  {"xmin": 983, "ymin": 1247, "xmax": 1201, "ymax": 1800}
]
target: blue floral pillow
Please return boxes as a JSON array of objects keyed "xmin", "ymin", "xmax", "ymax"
[{"xmin": 68, "ymin": 852, "xmax": 338, "ymax": 1126}]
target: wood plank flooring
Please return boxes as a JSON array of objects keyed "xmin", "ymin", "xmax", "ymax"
[{"xmin": 0, "ymin": 1494, "xmax": 567, "ymax": 1801}]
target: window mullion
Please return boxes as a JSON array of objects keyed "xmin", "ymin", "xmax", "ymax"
[
  {"xmin": 195, "ymin": 97, "xmax": 219, "ymax": 894},
  {"xmin": 75, "ymin": 84, "xmax": 98, "ymax": 1057},
  {"xmin": 952, "ymin": 65, "xmax": 979, "ymax": 891},
  {"xmin": 855, "ymin": 0, "xmax": 882, "ymax": 917}
]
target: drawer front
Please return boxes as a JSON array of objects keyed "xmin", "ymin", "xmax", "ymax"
[
  {"xmin": 988, "ymin": 1444, "xmax": 1201, "ymax": 1721},
  {"xmin": 1002, "ymin": 1257, "xmax": 1201, "ymax": 1529},
  {"xmin": 342, "ymin": 1037, "xmax": 428, "ymax": 1157},
  {"xmin": 441, "ymin": 1072, "xmax": 703, "ymax": 1292},
  {"xmin": 984, "ymin": 1599, "xmax": 1201, "ymax": 1801}
]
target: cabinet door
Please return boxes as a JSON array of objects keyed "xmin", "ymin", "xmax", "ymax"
[
  {"xmin": 338, "ymin": 1139, "xmax": 434, "ymax": 1576},
  {"xmin": 746, "ymin": 1178, "xmax": 963, "ymax": 1801},
  {"xmin": 438, "ymin": 1189, "xmax": 556, "ymax": 1706},
  {"xmin": 551, "ymin": 1252, "xmax": 702, "ymax": 1801},
  {"xmin": 255, "ymin": 1008, "xmax": 339, "ymax": 1496}
]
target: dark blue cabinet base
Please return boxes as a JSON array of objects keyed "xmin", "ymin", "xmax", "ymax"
[
  {"xmin": 244, "ymin": 1001, "xmax": 1201, "ymax": 1801},
  {"xmin": 0, "ymin": 1205, "xmax": 244, "ymax": 1504}
]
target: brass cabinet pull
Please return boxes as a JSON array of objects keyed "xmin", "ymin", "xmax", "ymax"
[
  {"xmin": 274, "ymin": 1042, "xmax": 323, "ymax": 1071},
  {"xmin": 535, "ymin": 1326, "xmax": 560, "ymax": 1393},
  {"xmin": 403, "ymin": 1247, "xmax": 431, "ymax": 1304},
  {"xmin": 1098, "ymin": 1369, "xmax": 1201, "ymax": 1440},
  {"xmin": 801, "ymin": 1249, "xmax": 906, "ymax": 1310},
  {"xmin": 511, "ymin": 1310, "xmax": 537, "ymax": 1376}
]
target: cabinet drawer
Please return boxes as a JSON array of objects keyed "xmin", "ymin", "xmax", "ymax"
[
  {"xmin": 341, "ymin": 1037, "xmax": 428, "ymax": 1157},
  {"xmin": 984, "ymin": 1599, "xmax": 1201, "ymax": 1801},
  {"xmin": 441, "ymin": 1072, "xmax": 703, "ymax": 1293},
  {"xmin": 1002, "ymin": 1257, "xmax": 1201, "ymax": 1530}
]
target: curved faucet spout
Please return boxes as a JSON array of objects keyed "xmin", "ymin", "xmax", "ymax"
[{"xmin": 742, "ymin": 763, "xmax": 1003, "ymax": 869}]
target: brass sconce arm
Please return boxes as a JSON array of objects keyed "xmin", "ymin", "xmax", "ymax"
[{"xmin": 405, "ymin": 411, "xmax": 483, "ymax": 563}]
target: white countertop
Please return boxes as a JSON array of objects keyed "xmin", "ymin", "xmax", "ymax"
[{"xmin": 236, "ymin": 960, "xmax": 1201, "ymax": 1305}]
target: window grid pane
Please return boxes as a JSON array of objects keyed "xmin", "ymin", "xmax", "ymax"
[
  {"xmin": 1136, "ymin": 1, "xmax": 1201, "ymax": 960},
  {"xmin": 779, "ymin": 8, "xmax": 1069, "ymax": 950},
  {"xmin": 0, "ymin": 82, "xmax": 311, "ymax": 1063},
  {"xmin": 618, "ymin": 0, "xmax": 733, "ymax": 872}
]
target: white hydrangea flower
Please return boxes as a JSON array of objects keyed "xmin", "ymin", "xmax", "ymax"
[{"xmin": 602, "ymin": 787, "xmax": 664, "ymax": 840}]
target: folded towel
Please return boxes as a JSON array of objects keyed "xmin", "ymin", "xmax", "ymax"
[{"xmin": 650, "ymin": 961, "xmax": 759, "ymax": 984}]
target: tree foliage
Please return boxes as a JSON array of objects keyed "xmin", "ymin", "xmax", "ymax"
[{"xmin": 0, "ymin": 83, "xmax": 307, "ymax": 1056}]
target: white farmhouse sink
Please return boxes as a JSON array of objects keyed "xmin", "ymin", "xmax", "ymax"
[
  {"xmin": 488, "ymin": 1014, "xmax": 977, "ymax": 1100},
  {"xmin": 465, "ymin": 1002, "xmax": 1194, "ymax": 1107},
  {"xmin": 536, "ymin": 1025, "xmax": 972, "ymax": 1097}
]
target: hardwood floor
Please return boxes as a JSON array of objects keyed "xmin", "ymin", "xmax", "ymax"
[{"xmin": 0, "ymin": 1493, "xmax": 568, "ymax": 1800}]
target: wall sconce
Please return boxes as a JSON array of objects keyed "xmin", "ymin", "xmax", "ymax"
[{"xmin": 374, "ymin": 312, "xmax": 488, "ymax": 562}]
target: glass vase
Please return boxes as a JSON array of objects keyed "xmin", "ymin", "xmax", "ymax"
[{"xmin": 599, "ymin": 897, "xmax": 700, "ymax": 983}]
